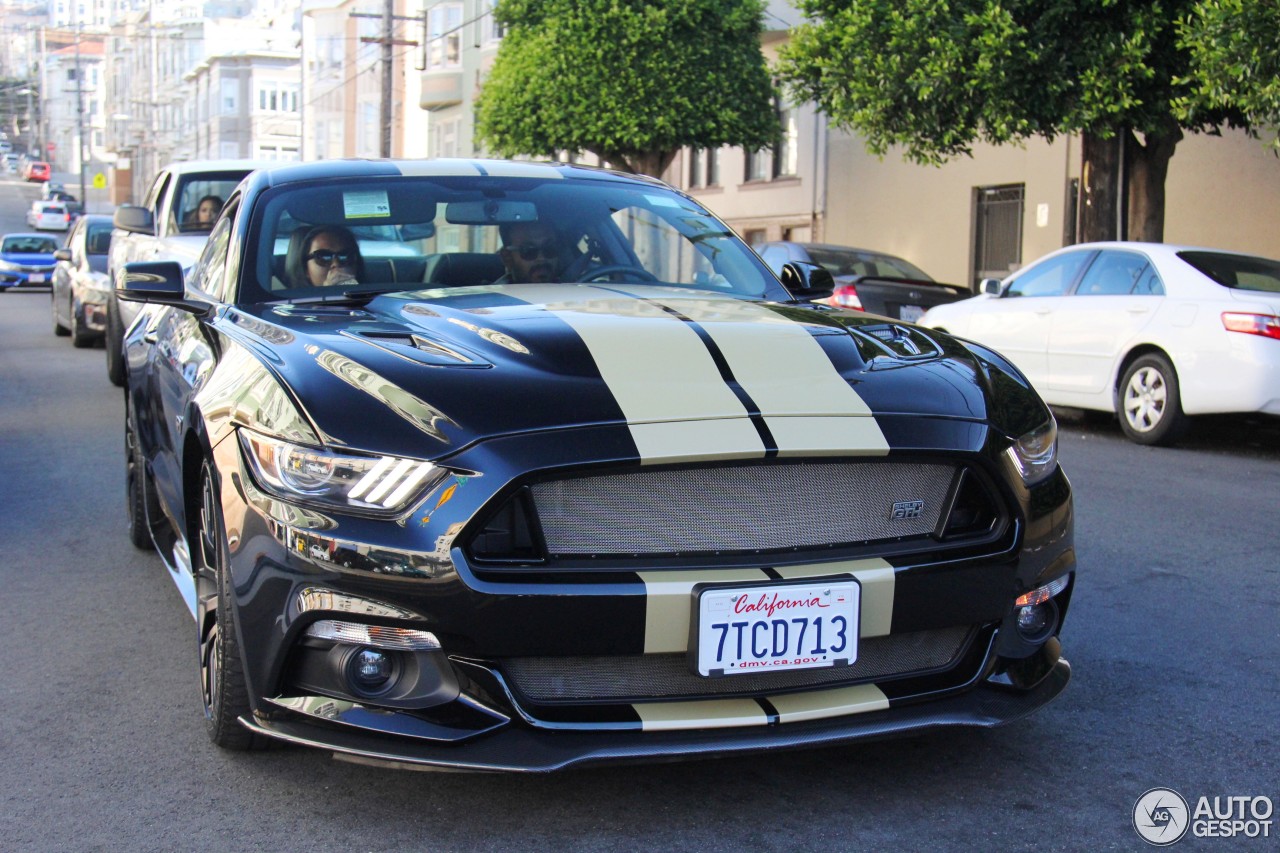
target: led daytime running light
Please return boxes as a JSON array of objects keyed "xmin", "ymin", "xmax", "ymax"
[
  {"xmin": 304, "ymin": 619, "xmax": 441, "ymax": 651},
  {"xmin": 1015, "ymin": 575, "xmax": 1069, "ymax": 608}
]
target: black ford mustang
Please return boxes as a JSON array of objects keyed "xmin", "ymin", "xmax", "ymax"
[{"xmin": 119, "ymin": 159, "xmax": 1074, "ymax": 772}]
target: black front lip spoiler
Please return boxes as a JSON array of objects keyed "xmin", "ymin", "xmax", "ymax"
[{"xmin": 240, "ymin": 658, "xmax": 1071, "ymax": 773}]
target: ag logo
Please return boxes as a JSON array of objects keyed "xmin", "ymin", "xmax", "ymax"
[{"xmin": 1133, "ymin": 788, "xmax": 1190, "ymax": 845}]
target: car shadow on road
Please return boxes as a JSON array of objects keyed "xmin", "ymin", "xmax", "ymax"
[{"xmin": 1053, "ymin": 407, "xmax": 1280, "ymax": 460}]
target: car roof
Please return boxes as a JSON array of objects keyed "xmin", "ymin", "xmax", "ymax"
[
  {"xmin": 239, "ymin": 158, "xmax": 669, "ymax": 190},
  {"xmin": 1014, "ymin": 240, "xmax": 1279, "ymax": 275},
  {"xmin": 159, "ymin": 158, "xmax": 282, "ymax": 176}
]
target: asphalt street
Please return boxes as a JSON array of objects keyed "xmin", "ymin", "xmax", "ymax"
[{"xmin": 0, "ymin": 178, "xmax": 1277, "ymax": 852}]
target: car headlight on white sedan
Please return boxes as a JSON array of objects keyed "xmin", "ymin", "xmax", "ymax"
[
  {"xmin": 0, "ymin": 259, "xmax": 20, "ymax": 272},
  {"xmin": 239, "ymin": 430, "xmax": 447, "ymax": 514},
  {"xmin": 1006, "ymin": 417, "xmax": 1058, "ymax": 485}
]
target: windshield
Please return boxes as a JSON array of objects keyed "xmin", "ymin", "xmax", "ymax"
[
  {"xmin": 3, "ymin": 236, "xmax": 58, "ymax": 253},
  {"xmin": 805, "ymin": 247, "xmax": 933, "ymax": 282},
  {"xmin": 239, "ymin": 174, "xmax": 783, "ymax": 305},
  {"xmin": 1178, "ymin": 250, "xmax": 1280, "ymax": 293}
]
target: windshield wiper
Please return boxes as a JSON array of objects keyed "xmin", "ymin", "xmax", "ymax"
[{"xmin": 279, "ymin": 287, "xmax": 405, "ymax": 306}]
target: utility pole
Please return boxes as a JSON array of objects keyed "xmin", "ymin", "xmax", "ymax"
[
  {"xmin": 353, "ymin": 0, "xmax": 418, "ymax": 157},
  {"xmin": 73, "ymin": 22, "xmax": 87, "ymax": 205}
]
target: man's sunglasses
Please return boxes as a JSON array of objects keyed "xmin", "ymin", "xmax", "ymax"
[
  {"xmin": 306, "ymin": 250, "xmax": 356, "ymax": 266},
  {"xmin": 508, "ymin": 241, "xmax": 559, "ymax": 261}
]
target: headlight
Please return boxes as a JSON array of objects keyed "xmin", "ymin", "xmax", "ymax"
[
  {"xmin": 0, "ymin": 259, "xmax": 19, "ymax": 272},
  {"xmin": 1006, "ymin": 417, "xmax": 1058, "ymax": 485},
  {"xmin": 239, "ymin": 430, "xmax": 446, "ymax": 513},
  {"xmin": 83, "ymin": 271, "xmax": 112, "ymax": 294}
]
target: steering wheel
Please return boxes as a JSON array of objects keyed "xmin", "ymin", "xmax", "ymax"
[{"xmin": 577, "ymin": 264, "xmax": 659, "ymax": 283}]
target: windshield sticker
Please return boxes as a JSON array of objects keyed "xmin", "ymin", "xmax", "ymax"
[
  {"xmin": 343, "ymin": 190, "xmax": 392, "ymax": 219},
  {"xmin": 644, "ymin": 194, "xmax": 691, "ymax": 210}
]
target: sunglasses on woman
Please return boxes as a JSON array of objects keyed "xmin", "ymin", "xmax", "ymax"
[{"xmin": 307, "ymin": 250, "xmax": 356, "ymax": 266}]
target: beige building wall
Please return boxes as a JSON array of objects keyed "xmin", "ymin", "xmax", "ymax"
[{"xmin": 825, "ymin": 127, "xmax": 1280, "ymax": 288}]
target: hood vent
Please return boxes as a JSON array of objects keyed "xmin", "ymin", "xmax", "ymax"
[
  {"xmin": 857, "ymin": 323, "xmax": 943, "ymax": 359},
  {"xmin": 342, "ymin": 330, "xmax": 488, "ymax": 368}
]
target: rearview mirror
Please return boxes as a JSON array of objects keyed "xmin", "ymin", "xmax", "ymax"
[
  {"xmin": 445, "ymin": 200, "xmax": 539, "ymax": 225},
  {"xmin": 780, "ymin": 261, "xmax": 835, "ymax": 302},
  {"xmin": 114, "ymin": 205, "xmax": 155, "ymax": 236},
  {"xmin": 979, "ymin": 278, "xmax": 1003, "ymax": 295}
]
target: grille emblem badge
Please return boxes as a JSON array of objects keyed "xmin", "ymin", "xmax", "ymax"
[{"xmin": 891, "ymin": 500, "xmax": 924, "ymax": 519}]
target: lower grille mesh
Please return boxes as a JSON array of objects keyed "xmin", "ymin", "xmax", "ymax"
[
  {"xmin": 529, "ymin": 461, "xmax": 958, "ymax": 556},
  {"xmin": 500, "ymin": 626, "xmax": 974, "ymax": 703}
]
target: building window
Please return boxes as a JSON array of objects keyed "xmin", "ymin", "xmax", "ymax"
[
  {"xmin": 486, "ymin": 0, "xmax": 505, "ymax": 43},
  {"xmin": 776, "ymin": 103, "xmax": 798, "ymax": 177},
  {"xmin": 257, "ymin": 83, "xmax": 299, "ymax": 113},
  {"xmin": 432, "ymin": 118, "xmax": 459, "ymax": 158},
  {"xmin": 221, "ymin": 79, "xmax": 237, "ymax": 115},
  {"xmin": 689, "ymin": 148, "xmax": 719, "ymax": 189},
  {"xmin": 744, "ymin": 148, "xmax": 771, "ymax": 183},
  {"xmin": 427, "ymin": 3, "xmax": 464, "ymax": 69}
]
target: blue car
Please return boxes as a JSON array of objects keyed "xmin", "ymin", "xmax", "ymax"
[{"xmin": 0, "ymin": 232, "xmax": 60, "ymax": 290}]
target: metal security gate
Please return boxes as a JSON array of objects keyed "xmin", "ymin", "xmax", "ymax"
[{"xmin": 972, "ymin": 184, "xmax": 1025, "ymax": 290}]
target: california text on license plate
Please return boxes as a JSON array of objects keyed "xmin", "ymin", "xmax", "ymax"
[{"xmin": 695, "ymin": 581, "xmax": 859, "ymax": 676}]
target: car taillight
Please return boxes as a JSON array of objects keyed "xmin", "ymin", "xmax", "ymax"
[
  {"xmin": 1221, "ymin": 312, "xmax": 1280, "ymax": 340},
  {"xmin": 830, "ymin": 284, "xmax": 863, "ymax": 310}
]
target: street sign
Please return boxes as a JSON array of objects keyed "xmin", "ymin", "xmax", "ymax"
[{"xmin": 92, "ymin": 173, "xmax": 106, "ymax": 189}]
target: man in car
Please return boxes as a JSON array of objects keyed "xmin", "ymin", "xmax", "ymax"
[{"xmin": 497, "ymin": 221, "xmax": 570, "ymax": 284}]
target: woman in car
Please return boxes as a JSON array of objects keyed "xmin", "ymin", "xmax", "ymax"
[{"xmin": 283, "ymin": 225, "xmax": 365, "ymax": 288}]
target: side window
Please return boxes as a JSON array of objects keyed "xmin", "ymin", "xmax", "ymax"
[
  {"xmin": 1005, "ymin": 251, "xmax": 1091, "ymax": 297},
  {"xmin": 191, "ymin": 212, "xmax": 235, "ymax": 301},
  {"xmin": 1133, "ymin": 265, "xmax": 1165, "ymax": 295},
  {"xmin": 1076, "ymin": 250, "xmax": 1158, "ymax": 296}
]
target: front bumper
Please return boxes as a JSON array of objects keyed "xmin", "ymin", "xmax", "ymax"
[
  {"xmin": 243, "ymin": 653, "xmax": 1071, "ymax": 773},
  {"xmin": 0, "ymin": 270, "xmax": 55, "ymax": 288}
]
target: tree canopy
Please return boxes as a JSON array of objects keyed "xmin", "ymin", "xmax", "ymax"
[
  {"xmin": 474, "ymin": 0, "xmax": 780, "ymax": 178},
  {"xmin": 776, "ymin": 0, "xmax": 1272, "ymax": 241}
]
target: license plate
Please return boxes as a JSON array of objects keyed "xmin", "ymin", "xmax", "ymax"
[
  {"xmin": 899, "ymin": 304, "xmax": 924, "ymax": 323},
  {"xmin": 28, "ymin": 274, "xmax": 45, "ymax": 283},
  {"xmin": 695, "ymin": 581, "xmax": 859, "ymax": 676}
]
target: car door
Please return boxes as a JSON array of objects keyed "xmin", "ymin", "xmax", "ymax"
[
  {"xmin": 1045, "ymin": 249, "xmax": 1164, "ymax": 395},
  {"xmin": 965, "ymin": 249, "xmax": 1095, "ymax": 391}
]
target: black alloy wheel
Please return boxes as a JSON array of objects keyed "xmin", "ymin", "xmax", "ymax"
[
  {"xmin": 106, "ymin": 295, "xmax": 125, "ymax": 387},
  {"xmin": 124, "ymin": 400, "xmax": 155, "ymax": 551},
  {"xmin": 196, "ymin": 461, "xmax": 268, "ymax": 750},
  {"xmin": 71, "ymin": 299, "xmax": 95, "ymax": 348}
]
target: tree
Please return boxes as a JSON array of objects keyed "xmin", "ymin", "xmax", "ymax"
[
  {"xmin": 474, "ymin": 0, "xmax": 780, "ymax": 178},
  {"xmin": 1177, "ymin": 0, "xmax": 1280, "ymax": 151},
  {"xmin": 776, "ymin": 0, "xmax": 1262, "ymax": 242}
]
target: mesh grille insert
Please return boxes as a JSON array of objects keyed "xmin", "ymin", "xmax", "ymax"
[
  {"xmin": 500, "ymin": 626, "xmax": 974, "ymax": 703},
  {"xmin": 528, "ymin": 461, "xmax": 957, "ymax": 556}
]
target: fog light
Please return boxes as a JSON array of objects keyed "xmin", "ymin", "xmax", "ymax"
[
  {"xmin": 1017, "ymin": 604, "xmax": 1049, "ymax": 634},
  {"xmin": 347, "ymin": 647, "xmax": 396, "ymax": 696}
]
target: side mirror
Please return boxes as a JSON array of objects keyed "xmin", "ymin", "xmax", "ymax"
[
  {"xmin": 979, "ymin": 278, "xmax": 1003, "ymax": 296},
  {"xmin": 113, "ymin": 205, "xmax": 156, "ymax": 236},
  {"xmin": 780, "ymin": 261, "xmax": 835, "ymax": 302},
  {"xmin": 53, "ymin": 248, "xmax": 72, "ymax": 262},
  {"xmin": 116, "ymin": 261, "xmax": 212, "ymax": 315}
]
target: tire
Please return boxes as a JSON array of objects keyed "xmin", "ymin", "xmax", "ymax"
[
  {"xmin": 124, "ymin": 400, "xmax": 155, "ymax": 551},
  {"xmin": 71, "ymin": 300, "xmax": 94, "ymax": 348},
  {"xmin": 1118, "ymin": 353, "xmax": 1187, "ymax": 446},
  {"xmin": 106, "ymin": 295, "xmax": 125, "ymax": 387},
  {"xmin": 52, "ymin": 291, "xmax": 70, "ymax": 336},
  {"xmin": 196, "ymin": 462, "xmax": 269, "ymax": 750}
]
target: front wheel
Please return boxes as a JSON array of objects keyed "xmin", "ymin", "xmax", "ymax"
[
  {"xmin": 1118, "ymin": 353, "xmax": 1187, "ymax": 446},
  {"xmin": 124, "ymin": 400, "xmax": 155, "ymax": 551},
  {"xmin": 71, "ymin": 300, "xmax": 94, "ymax": 348},
  {"xmin": 196, "ymin": 462, "xmax": 268, "ymax": 750}
]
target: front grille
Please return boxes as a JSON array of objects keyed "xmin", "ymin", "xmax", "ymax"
[
  {"xmin": 500, "ymin": 626, "xmax": 974, "ymax": 704},
  {"xmin": 528, "ymin": 461, "xmax": 958, "ymax": 557}
]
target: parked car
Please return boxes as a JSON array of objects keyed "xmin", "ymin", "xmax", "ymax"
[
  {"xmin": 756, "ymin": 241, "xmax": 968, "ymax": 322},
  {"xmin": 23, "ymin": 160, "xmax": 50, "ymax": 182},
  {"xmin": 919, "ymin": 241, "xmax": 1280, "ymax": 445},
  {"xmin": 2, "ymin": 153, "xmax": 18, "ymax": 173},
  {"xmin": 26, "ymin": 200, "xmax": 72, "ymax": 232},
  {"xmin": 0, "ymin": 232, "xmax": 60, "ymax": 290},
  {"xmin": 50, "ymin": 214, "xmax": 114, "ymax": 347},
  {"xmin": 42, "ymin": 181, "xmax": 66, "ymax": 199},
  {"xmin": 118, "ymin": 158, "xmax": 1075, "ymax": 771},
  {"xmin": 106, "ymin": 159, "xmax": 277, "ymax": 386}
]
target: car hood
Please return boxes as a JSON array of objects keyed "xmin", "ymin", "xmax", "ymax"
[
  {"xmin": 2, "ymin": 252, "xmax": 56, "ymax": 265},
  {"xmin": 222, "ymin": 284, "xmax": 1039, "ymax": 460}
]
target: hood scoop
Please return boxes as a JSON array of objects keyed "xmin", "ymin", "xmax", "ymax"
[
  {"xmin": 342, "ymin": 330, "xmax": 490, "ymax": 369},
  {"xmin": 855, "ymin": 323, "xmax": 945, "ymax": 361}
]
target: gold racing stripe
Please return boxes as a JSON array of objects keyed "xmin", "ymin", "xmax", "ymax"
[
  {"xmin": 768, "ymin": 684, "xmax": 890, "ymax": 723},
  {"xmin": 633, "ymin": 698, "xmax": 768, "ymax": 731},
  {"xmin": 611, "ymin": 290, "xmax": 890, "ymax": 457},
  {"xmin": 514, "ymin": 286, "xmax": 766, "ymax": 464},
  {"xmin": 774, "ymin": 559, "xmax": 896, "ymax": 638},
  {"xmin": 637, "ymin": 569, "xmax": 770, "ymax": 654}
]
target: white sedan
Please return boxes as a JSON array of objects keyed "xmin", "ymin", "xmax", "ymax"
[{"xmin": 919, "ymin": 241, "xmax": 1280, "ymax": 445}]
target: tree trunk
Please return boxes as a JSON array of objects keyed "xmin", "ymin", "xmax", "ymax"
[
  {"xmin": 1124, "ymin": 123, "xmax": 1182, "ymax": 243},
  {"xmin": 1079, "ymin": 131, "xmax": 1120, "ymax": 242},
  {"xmin": 594, "ymin": 149, "xmax": 679, "ymax": 179}
]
